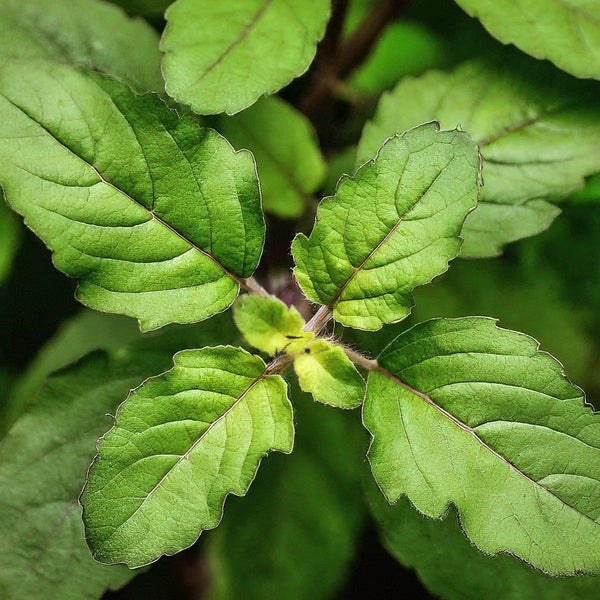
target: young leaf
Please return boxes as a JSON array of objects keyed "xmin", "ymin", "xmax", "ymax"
[
  {"xmin": 233, "ymin": 294, "xmax": 309, "ymax": 355},
  {"xmin": 0, "ymin": 0, "xmax": 163, "ymax": 92},
  {"xmin": 366, "ymin": 484, "xmax": 600, "ymax": 600},
  {"xmin": 0, "ymin": 60, "xmax": 264, "ymax": 330},
  {"xmin": 363, "ymin": 317, "xmax": 600, "ymax": 575},
  {"xmin": 218, "ymin": 96, "xmax": 326, "ymax": 218},
  {"xmin": 293, "ymin": 122, "xmax": 481, "ymax": 331},
  {"xmin": 293, "ymin": 340, "xmax": 365, "ymax": 409},
  {"xmin": 0, "ymin": 200, "xmax": 20, "ymax": 284},
  {"xmin": 357, "ymin": 58, "xmax": 600, "ymax": 256},
  {"xmin": 207, "ymin": 384, "xmax": 366, "ymax": 600},
  {"xmin": 161, "ymin": 0, "xmax": 331, "ymax": 115},
  {"xmin": 81, "ymin": 346, "xmax": 294, "ymax": 568},
  {"xmin": 454, "ymin": 0, "xmax": 600, "ymax": 81}
]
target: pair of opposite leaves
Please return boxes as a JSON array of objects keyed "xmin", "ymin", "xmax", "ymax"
[{"xmin": 2, "ymin": 60, "xmax": 600, "ymax": 577}]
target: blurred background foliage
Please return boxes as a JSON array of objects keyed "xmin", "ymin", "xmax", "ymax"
[{"xmin": 1, "ymin": 0, "xmax": 600, "ymax": 598}]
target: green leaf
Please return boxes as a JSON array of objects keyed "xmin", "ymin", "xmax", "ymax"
[
  {"xmin": 81, "ymin": 346, "xmax": 294, "ymax": 568},
  {"xmin": 161, "ymin": 0, "xmax": 331, "ymax": 115},
  {"xmin": 366, "ymin": 483, "xmax": 600, "ymax": 600},
  {"xmin": 218, "ymin": 96, "xmax": 326, "ymax": 218},
  {"xmin": 358, "ymin": 57, "xmax": 600, "ymax": 256},
  {"xmin": 0, "ymin": 311, "xmax": 239, "ymax": 600},
  {"xmin": 349, "ymin": 20, "xmax": 448, "ymax": 95},
  {"xmin": 461, "ymin": 200, "xmax": 560, "ymax": 258},
  {"xmin": 293, "ymin": 339, "xmax": 365, "ymax": 409},
  {"xmin": 233, "ymin": 294, "xmax": 308, "ymax": 355},
  {"xmin": 0, "ymin": 200, "xmax": 20, "ymax": 284},
  {"xmin": 0, "ymin": 356, "xmax": 141, "ymax": 600},
  {"xmin": 1, "ymin": 310, "xmax": 140, "ymax": 436},
  {"xmin": 293, "ymin": 122, "xmax": 481, "ymax": 331},
  {"xmin": 454, "ymin": 0, "xmax": 600, "ymax": 80},
  {"xmin": 363, "ymin": 317, "xmax": 600, "ymax": 575},
  {"xmin": 207, "ymin": 382, "xmax": 366, "ymax": 600},
  {"xmin": 0, "ymin": 0, "xmax": 163, "ymax": 92},
  {"xmin": 0, "ymin": 60, "xmax": 264, "ymax": 330}
]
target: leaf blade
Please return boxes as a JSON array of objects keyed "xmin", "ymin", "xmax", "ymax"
[
  {"xmin": 363, "ymin": 317, "xmax": 600, "ymax": 575},
  {"xmin": 218, "ymin": 96, "xmax": 326, "ymax": 218},
  {"xmin": 161, "ymin": 0, "xmax": 331, "ymax": 115},
  {"xmin": 0, "ymin": 60, "xmax": 265, "ymax": 330},
  {"xmin": 0, "ymin": 0, "xmax": 163, "ymax": 92},
  {"xmin": 358, "ymin": 57, "xmax": 600, "ymax": 256},
  {"xmin": 81, "ymin": 346, "xmax": 294, "ymax": 568},
  {"xmin": 233, "ymin": 294, "xmax": 307, "ymax": 355},
  {"xmin": 454, "ymin": 0, "xmax": 600, "ymax": 80},
  {"xmin": 293, "ymin": 339, "xmax": 365, "ymax": 409},
  {"xmin": 293, "ymin": 122, "xmax": 481, "ymax": 330}
]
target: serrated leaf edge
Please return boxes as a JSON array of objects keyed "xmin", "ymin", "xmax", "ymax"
[
  {"xmin": 362, "ymin": 315, "xmax": 600, "ymax": 576},
  {"xmin": 79, "ymin": 344, "xmax": 294, "ymax": 568},
  {"xmin": 293, "ymin": 122, "xmax": 483, "ymax": 331}
]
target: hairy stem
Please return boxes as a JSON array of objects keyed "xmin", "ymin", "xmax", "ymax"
[
  {"xmin": 264, "ymin": 352, "xmax": 294, "ymax": 375},
  {"xmin": 304, "ymin": 305, "xmax": 333, "ymax": 335},
  {"xmin": 341, "ymin": 345, "xmax": 379, "ymax": 371}
]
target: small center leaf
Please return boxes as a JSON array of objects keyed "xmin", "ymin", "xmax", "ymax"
[{"xmin": 293, "ymin": 339, "xmax": 365, "ymax": 410}]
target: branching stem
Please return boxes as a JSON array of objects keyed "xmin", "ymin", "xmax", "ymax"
[
  {"xmin": 301, "ymin": 0, "xmax": 409, "ymax": 117},
  {"xmin": 339, "ymin": 345, "xmax": 379, "ymax": 372}
]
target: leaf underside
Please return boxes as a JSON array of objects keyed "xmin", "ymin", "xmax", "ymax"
[
  {"xmin": 358, "ymin": 57, "xmax": 600, "ymax": 256},
  {"xmin": 0, "ymin": 355, "xmax": 139, "ymax": 600},
  {"xmin": 0, "ymin": 311, "xmax": 240, "ymax": 600},
  {"xmin": 81, "ymin": 346, "xmax": 294, "ymax": 568},
  {"xmin": 0, "ymin": 60, "xmax": 264, "ymax": 330},
  {"xmin": 364, "ymin": 317, "xmax": 600, "ymax": 575},
  {"xmin": 161, "ymin": 0, "xmax": 331, "ymax": 115},
  {"xmin": 293, "ymin": 122, "xmax": 481, "ymax": 330},
  {"xmin": 0, "ymin": 0, "xmax": 163, "ymax": 92},
  {"xmin": 455, "ymin": 0, "xmax": 600, "ymax": 80}
]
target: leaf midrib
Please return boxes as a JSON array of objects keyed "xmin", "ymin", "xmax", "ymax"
[
  {"xmin": 477, "ymin": 102, "xmax": 578, "ymax": 148},
  {"xmin": 0, "ymin": 92, "xmax": 246, "ymax": 288},
  {"xmin": 372, "ymin": 365, "xmax": 600, "ymax": 527},
  {"xmin": 190, "ymin": 0, "xmax": 274, "ymax": 87},
  {"xmin": 327, "ymin": 155, "xmax": 455, "ymax": 309}
]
